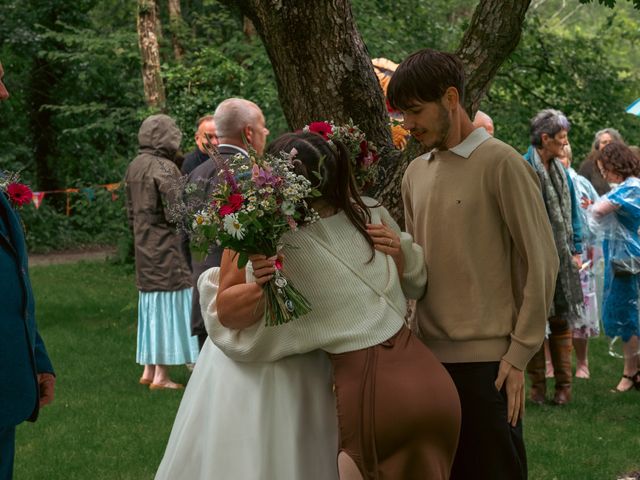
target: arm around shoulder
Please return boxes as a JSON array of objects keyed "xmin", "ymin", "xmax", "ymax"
[{"xmin": 378, "ymin": 205, "xmax": 427, "ymax": 300}]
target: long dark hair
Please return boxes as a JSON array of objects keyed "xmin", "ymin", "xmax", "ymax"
[{"xmin": 266, "ymin": 131, "xmax": 375, "ymax": 257}]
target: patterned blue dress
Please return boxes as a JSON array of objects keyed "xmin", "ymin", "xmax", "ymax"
[{"xmin": 601, "ymin": 177, "xmax": 640, "ymax": 341}]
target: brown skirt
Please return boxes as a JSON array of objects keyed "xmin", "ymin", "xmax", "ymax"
[{"xmin": 329, "ymin": 326, "xmax": 461, "ymax": 480}]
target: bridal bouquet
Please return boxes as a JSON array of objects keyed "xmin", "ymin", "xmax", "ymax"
[
  {"xmin": 186, "ymin": 148, "xmax": 319, "ymax": 326},
  {"xmin": 304, "ymin": 120, "xmax": 379, "ymax": 189}
]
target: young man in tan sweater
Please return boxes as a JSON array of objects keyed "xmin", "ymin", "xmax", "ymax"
[{"xmin": 388, "ymin": 49, "xmax": 559, "ymax": 479}]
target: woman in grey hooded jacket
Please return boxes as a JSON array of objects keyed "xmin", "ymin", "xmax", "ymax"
[{"xmin": 124, "ymin": 114, "xmax": 199, "ymax": 389}]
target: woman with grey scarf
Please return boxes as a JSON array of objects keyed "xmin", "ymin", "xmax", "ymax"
[{"xmin": 524, "ymin": 109, "xmax": 584, "ymax": 405}]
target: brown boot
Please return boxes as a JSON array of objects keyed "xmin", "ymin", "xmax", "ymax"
[
  {"xmin": 549, "ymin": 330, "xmax": 573, "ymax": 405},
  {"xmin": 526, "ymin": 346, "xmax": 546, "ymax": 405}
]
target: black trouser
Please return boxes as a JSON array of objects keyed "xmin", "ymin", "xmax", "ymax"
[{"xmin": 444, "ymin": 362, "xmax": 527, "ymax": 480}]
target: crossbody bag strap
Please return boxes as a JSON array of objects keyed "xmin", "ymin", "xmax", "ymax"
[{"xmin": 301, "ymin": 229, "xmax": 406, "ymax": 319}]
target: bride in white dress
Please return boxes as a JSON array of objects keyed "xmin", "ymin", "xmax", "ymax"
[{"xmin": 154, "ymin": 267, "xmax": 339, "ymax": 480}]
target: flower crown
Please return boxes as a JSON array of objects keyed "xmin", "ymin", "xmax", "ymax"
[{"xmin": 303, "ymin": 120, "xmax": 379, "ymax": 190}]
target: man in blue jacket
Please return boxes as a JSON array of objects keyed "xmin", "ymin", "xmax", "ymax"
[{"xmin": 0, "ymin": 61, "xmax": 56, "ymax": 479}]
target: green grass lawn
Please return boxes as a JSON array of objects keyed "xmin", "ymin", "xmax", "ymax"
[{"xmin": 13, "ymin": 261, "xmax": 640, "ymax": 479}]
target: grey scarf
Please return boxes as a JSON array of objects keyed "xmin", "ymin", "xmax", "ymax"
[{"xmin": 530, "ymin": 149, "xmax": 583, "ymax": 320}]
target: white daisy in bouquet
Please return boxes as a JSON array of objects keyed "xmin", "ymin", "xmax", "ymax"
[{"xmin": 187, "ymin": 147, "xmax": 320, "ymax": 326}]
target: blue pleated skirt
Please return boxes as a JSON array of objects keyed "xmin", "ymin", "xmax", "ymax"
[{"xmin": 136, "ymin": 288, "xmax": 199, "ymax": 365}]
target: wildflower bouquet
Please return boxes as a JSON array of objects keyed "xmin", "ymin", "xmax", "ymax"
[
  {"xmin": 189, "ymin": 148, "xmax": 318, "ymax": 326},
  {"xmin": 304, "ymin": 120, "xmax": 379, "ymax": 189}
]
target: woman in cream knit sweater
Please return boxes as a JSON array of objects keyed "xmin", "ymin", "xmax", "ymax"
[{"xmin": 213, "ymin": 131, "xmax": 461, "ymax": 480}]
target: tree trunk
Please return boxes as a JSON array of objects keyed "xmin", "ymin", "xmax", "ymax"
[
  {"xmin": 457, "ymin": 0, "xmax": 532, "ymax": 116},
  {"xmin": 137, "ymin": 0, "xmax": 166, "ymax": 109},
  {"xmin": 29, "ymin": 56, "xmax": 58, "ymax": 192},
  {"xmin": 168, "ymin": 0, "xmax": 186, "ymax": 61},
  {"xmin": 228, "ymin": 0, "xmax": 532, "ymax": 224},
  {"xmin": 231, "ymin": 0, "xmax": 390, "ymax": 138}
]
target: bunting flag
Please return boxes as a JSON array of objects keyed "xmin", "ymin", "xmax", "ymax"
[
  {"xmin": 105, "ymin": 182, "xmax": 121, "ymax": 201},
  {"xmin": 32, "ymin": 192, "xmax": 45, "ymax": 209},
  {"xmin": 25, "ymin": 182, "xmax": 122, "ymax": 214},
  {"xmin": 81, "ymin": 187, "xmax": 96, "ymax": 203}
]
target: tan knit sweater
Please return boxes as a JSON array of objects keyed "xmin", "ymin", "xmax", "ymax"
[
  {"xmin": 402, "ymin": 128, "xmax": 559, "ymax": 370},
  {"xmin": 202, "ymin": 201, "xmax": 427, "ymax": 362}
]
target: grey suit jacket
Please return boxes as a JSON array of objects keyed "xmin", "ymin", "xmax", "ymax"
[{"xmin": 187, "ymin": 145, "xmax": 249, "ymax": 337}]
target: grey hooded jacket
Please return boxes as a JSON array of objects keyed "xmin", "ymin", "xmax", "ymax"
[{"xmin": 124, "ymin": 114, "xmax": 191, "ymax": 292}]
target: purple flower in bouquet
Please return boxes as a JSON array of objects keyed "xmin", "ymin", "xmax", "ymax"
[
  {"xmin": 180, "ymin": 146, "xmax": 320, "ymax": 326},
  {"xmin": 251, "ymin": 163, "xmax": 277, "ymax": 187}
]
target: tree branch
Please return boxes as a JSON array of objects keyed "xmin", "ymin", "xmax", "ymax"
[{"xmin": 456, "ymin": 0, "xmax": 532, "ymax": 116}]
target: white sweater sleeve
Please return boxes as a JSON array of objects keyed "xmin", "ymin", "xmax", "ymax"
[
  {"xmin": 376, "ymin": 206, "xmax": 427, "ymax": 300},
  {"xmin": 197, "ymin": 266, "xmax": 297, "ymax": 362}
]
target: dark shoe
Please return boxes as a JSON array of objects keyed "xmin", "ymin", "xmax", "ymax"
[
  {"xmin": 529, "ymin": 388, "xmax": 546, "ymax": 405},
  {"xmin": 553, "ymin": 387, "xmax": 571, "ymax": 405}
]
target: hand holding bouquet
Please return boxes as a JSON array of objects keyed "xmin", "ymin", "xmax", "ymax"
[{"xmin": 187, "ymin": 147, "xmax": 319, "ymax": 326}]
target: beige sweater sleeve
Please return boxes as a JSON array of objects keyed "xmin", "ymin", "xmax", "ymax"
[{"xmin": 495, "ymin": 155, "xmax": 560, "ymax": 370}]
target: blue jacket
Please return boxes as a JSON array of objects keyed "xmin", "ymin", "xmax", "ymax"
[
  {"xmin": 0, "ymin": 192, "xmax": 54, "ymax": 428},
  {"xmin": 524, "ymin": 146, "xmax": 583, "ymax": 254}
]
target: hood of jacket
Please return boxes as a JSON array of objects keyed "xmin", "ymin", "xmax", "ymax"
[{"xmin": 137, "ymin": 114, "xmax": 182, "ymax": 159}]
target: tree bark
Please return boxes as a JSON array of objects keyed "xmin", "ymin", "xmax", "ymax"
[
  {"xmin": 228, "ymin": 0, "xmax": 532, "ymax": 224},
  {"xmin": 29, "ymin": 56, "xmax": 58, "ymax": 192},
  {"xmin": 137, "ymin": 0, "xmax": 166, "ymax": 109},
  {"xmin": 168, "ymin": 0, "xmax": 186, "ymax": 61},
  {"xmin": 456, "ymin": 0, "xmax": 532, "ymax": 116}
]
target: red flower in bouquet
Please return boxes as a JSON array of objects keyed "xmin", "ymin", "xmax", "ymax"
[
  {"xmin": 357, "ymin": 140, "xmax": 379, "ymax": 168},
  {"xmin": 7, "ymin": 183, "xmax": 33, "ymax": 207},
  {"xmin": 307, "ymin": 121, "xmax": 333, "ymax": 140},
  {"xmin": 219, "ymin": 193, "xmax": 244, "ymax": 217}
]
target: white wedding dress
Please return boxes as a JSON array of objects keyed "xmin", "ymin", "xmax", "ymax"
[{"xmin": 155, "ymin": 268, "xmax": 339, "ymax": 480}]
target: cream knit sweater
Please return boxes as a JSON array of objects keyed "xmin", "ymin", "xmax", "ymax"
[{"xmin": 199, "ymin": 201, "xmax": 426, "ymax": 362}]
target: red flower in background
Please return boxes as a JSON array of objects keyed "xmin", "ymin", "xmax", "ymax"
[
  {"xmin": 7, "ymin": 183, "xmax": 33, "ymax": 206},
  {"xmin": 307, "ymin": 121, "xmax": 333, "ymax": 140},
  {"xmin": 219, "ymin": 193, "xmax": 244, "ymax": 217}
]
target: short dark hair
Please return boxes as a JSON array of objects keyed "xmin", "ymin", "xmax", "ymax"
[
  {"xmin": 597, "ymin": 142, "xmax": 640, "ymax": 179},
  {"xmin": 387, "ymin": 49, "xmax": 465, "ymax": 111}
]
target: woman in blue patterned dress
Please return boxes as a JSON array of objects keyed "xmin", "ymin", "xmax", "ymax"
[{"xmin": 589, "ymin": 143, "xmax": 640, "ymax": 392}]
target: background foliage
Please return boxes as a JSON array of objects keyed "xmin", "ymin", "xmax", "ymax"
[{"xmin": 0, "ymin": 0, "xmax": 638, "ymax": 252}]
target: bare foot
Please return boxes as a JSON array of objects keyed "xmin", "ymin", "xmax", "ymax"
[
  {"xmin": 613, "ymin": 376, "xmax": 635, "ymax": 392},
  {"xmin": 575, "ymin": 364, "xmax": 590, "ymax": 379}
]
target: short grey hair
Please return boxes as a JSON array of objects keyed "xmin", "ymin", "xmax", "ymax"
[
  {"xmin": 530, "ymin": 109, "xmax": 571, "ymax": 147},
  {"xmin": 213, "ymin": 98, "xmax": 262, "ymax": 140},
  {"xmin": 593, "ymin": 128, "xmax": 624, "ymax": 151}
]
